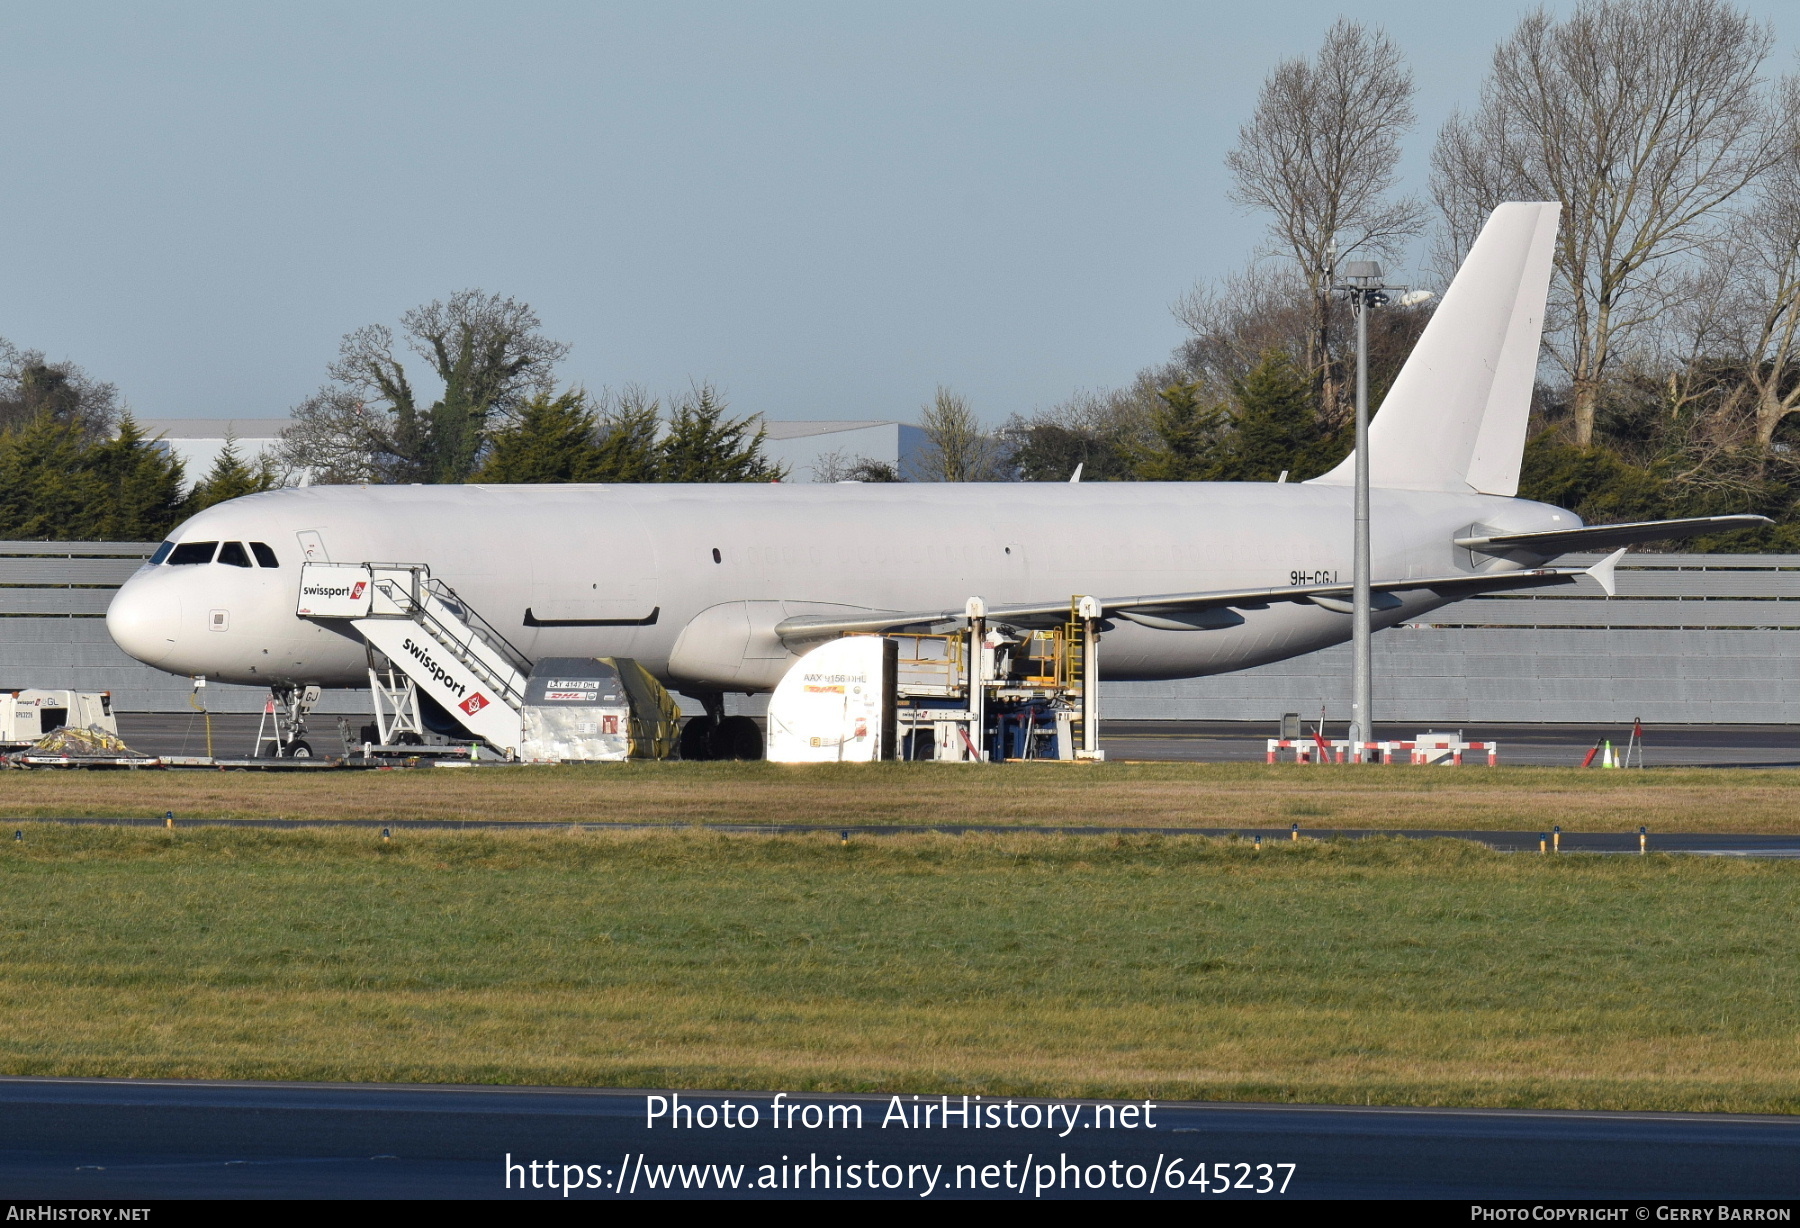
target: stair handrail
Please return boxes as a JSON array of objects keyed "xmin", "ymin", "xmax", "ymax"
[
  {"xmin": 408, "ymin": 598, "xmax": 529, "ymax": 709},
  {"xmin": 364, "ymin": 571, "xmax": 531, "ymax": 708},
  {"xmin": 423, "ymin": 577, "xmax": 534, "ymax": 677}
]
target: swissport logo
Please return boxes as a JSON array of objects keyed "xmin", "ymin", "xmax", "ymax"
[
  {"xmin": 459, "ymin": 693, "xmax": 489, "ymax": 716},
  {"xmin": 402, "ymin": 636, "xmax": 468, "ymax": 699},
  {"xmin": 350, "ymin": 581, "xmax": 366, "ymax": 600}
]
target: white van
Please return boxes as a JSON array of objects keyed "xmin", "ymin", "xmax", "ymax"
[{"xmin": 0, "ymin": 690, "xmax": 119, "ymax": 746}]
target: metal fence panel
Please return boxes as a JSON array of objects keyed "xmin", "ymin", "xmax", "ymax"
[
  {"xmin": 1436, "ymin": 599, "xmax": 1800, "ymax": 627},
  {"xmin": 0, "ymin": 591, "xmax": 117, "ymax": 615},
  {"xmin": 0, "ymin": 558, "xmax": 148, "ymax": 585},
  {"xmin": 0, "ymin": 542, "xmax": 158, "ymax": 556},
  {"xmin": 1104, "ymin": 625, "xmax": 1800, "ymax": 722},
  {"xmin": 1602, "ymin": 572, "xmax": 1800, "ymax": 597}
]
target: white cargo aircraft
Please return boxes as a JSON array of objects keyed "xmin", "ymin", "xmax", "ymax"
[{"xmin": 106, "ymin": 202, "xmax": 1764, "ymax": 756}]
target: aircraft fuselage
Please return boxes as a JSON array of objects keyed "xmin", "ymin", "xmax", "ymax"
[{"xmin": 104, "ymin": 480, "xmax": 1574, "ymax": 694}]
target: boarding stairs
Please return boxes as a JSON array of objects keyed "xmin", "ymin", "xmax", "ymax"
[{"xmin": 297, "ymin": 562, "xmax": 531, "ymax": 756}]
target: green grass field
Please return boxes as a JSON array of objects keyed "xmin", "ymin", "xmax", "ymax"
[
  {"xmin": 5, "ymin": 759, "xmax": 1800, "ymax": 832},
  {"xmin": 4, "ymin": 823, "xmax": 1799, "ymax": 1113}
]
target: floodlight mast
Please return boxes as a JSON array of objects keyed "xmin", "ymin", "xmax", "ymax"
[{"xmin": 1334, "ymin": 260, "xmax": 1396, "ymax": 763}]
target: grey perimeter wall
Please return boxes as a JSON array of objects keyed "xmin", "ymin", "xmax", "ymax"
[{"xmin": 6, "ymin": 542, "xmax": 1798, "ymax": 723}]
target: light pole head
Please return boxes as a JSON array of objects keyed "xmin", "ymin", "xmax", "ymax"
[{"xmin": 1333, "ymin": 261, "xmax": 1397, "ymax": 307}]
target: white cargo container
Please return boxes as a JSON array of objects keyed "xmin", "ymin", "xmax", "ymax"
[{"xmin": 765, "ymin": 637, "xmax": 896, "ymax": 763}]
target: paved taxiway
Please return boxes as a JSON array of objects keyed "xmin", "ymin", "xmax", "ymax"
[
  {"xmin": 1100, "ymin": 720, "xmax": 1800, "ymax": 768},
  {"xmin": 19, "ymin": 817, "xmax": 1800, "ymax": 858},
  {"xmin": 3, "ymin": 1078, "xmax": 1798, "ymax": 1200},
  {"xmin": 117, "ymin": 714, "xmax": 1800, "ymax": 767}
]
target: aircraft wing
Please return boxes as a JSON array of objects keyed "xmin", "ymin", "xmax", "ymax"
[
  {"xmin": 1454, "ymin": 514, "xmax": 1770, "ymax": 557},
  {"xmin": 772, "ymin": 552, "xmax": 1626, "ymax": 643}
]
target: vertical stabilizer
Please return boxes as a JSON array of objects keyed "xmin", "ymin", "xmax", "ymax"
[{"xmin": 1309, "ymin": 201, "xmax": 1560, "ymax": 495}]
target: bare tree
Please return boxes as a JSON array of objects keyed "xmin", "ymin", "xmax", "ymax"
[
  {"xmin": 399, "ymin": 291, "xmax": 568, "ymax": 424},
  {"xmin": 321, "ymin": 290, "xmax": 571, "ymax": 482},
  {"xmin": 911, "ymin": 387, "xmax": 1006, "ymax": 481},
  {"xmin": 0, "ymin": 340, "xmax": 120, "ymax": 439},
  {"xmin": 1174, "ymin": 260, "xmax": 1318, "ymax": 404},
  {"xmin": 1225, "ymin": 19, "xmax": 1423, "ymax": 415},
  {"xmin": 810, "ymin": 450, "xmax": 854, "ymax": 482},
  {"xmin": 1430, "ymin": 0, "xmax": 1779, "ymax": 446},
  {"xmin": 1708, "ymin": 78, "xmax": 1800, "ymax": 447},
  {"xmin": 811, "ymin": 450, "xmax": 903, "ymax": 482},
  {"xmin": 273, "ymin": 387, "xmax": 392, "ymax": 485}
]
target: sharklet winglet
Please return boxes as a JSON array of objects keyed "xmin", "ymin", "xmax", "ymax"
[{"xmin": 1587, "ymin": 548, "xmax": 1627, "ymax": 598}]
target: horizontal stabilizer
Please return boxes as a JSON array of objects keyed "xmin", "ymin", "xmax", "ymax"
[{"xmin": 1454, "ymin": 515, "xmax": 1771, "ymax": 557}]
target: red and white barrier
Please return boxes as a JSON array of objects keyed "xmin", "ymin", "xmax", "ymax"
[
  {"xmin": 1265, "ymin": 738, "xmax": 1333, "ymax": 764},
  {"xmin": 1266, "ymin": 736, "xmax": 1499, "ymax": 766}
]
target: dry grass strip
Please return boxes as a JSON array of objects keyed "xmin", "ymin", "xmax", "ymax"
[{"xmin": 1, "ymin": 761, "xmax": 1797, "ymax": 832}]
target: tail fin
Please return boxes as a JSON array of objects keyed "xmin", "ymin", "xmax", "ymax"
[{"xmin": 1309, "ymin": 201, "xmax": 1560, "ymax": 496}]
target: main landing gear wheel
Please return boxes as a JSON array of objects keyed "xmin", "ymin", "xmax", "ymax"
[
  {"xmin": 679, "ymin": 717, "xmax": 715, "ymax": 761},
  {"xmin": 710, "ymin": 715, "xmax": 764, "ymax": 761}
]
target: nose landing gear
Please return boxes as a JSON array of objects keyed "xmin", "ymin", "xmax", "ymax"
[{"xmin": 255, "ymin": 685, "xmax": 321, "ymax": 758}]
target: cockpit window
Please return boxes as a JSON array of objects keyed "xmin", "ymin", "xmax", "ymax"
[
  {"xmin": 149, "ymin": 542, "xmax": 174, "ymax": 566},
  {"xmin": 217, "ymin": 542, "xmax": 251, "ymax": 568},
  {"xmin": 167, "ymin": 542, "xmax": 218, "ymax": 565},
  {"xmin": 250, "ymin": 542, "xmax": 279, "ymax": 568}
]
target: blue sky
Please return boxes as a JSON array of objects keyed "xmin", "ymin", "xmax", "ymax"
[{"xmin": 0, "ymin": 2, "xmax": 1793, "ymax": 426}]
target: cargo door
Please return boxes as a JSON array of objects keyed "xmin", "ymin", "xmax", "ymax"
[{"xmin": 524, "ymin": 507, "xmax": 661, "ymax": 629}]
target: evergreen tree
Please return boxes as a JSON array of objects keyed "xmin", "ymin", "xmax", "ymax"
[
  {"xmin": 1518, "ymin": 430, "xmax": 1670, "ymax": 525},
  {"xmin": 590, "ymin": 394, "xmax": 663, "ymax": 482},
  {"xmin": 0, "ymin": 413, "xmax": 190, "ymax": 541},
  {"xmin": 656, "ymin": 384, "xmax": 785, "ymax": 482},
  {"xmin": 186, "ymin": 431, "xmax": 278, "ymax": 514},
  {"xmin": 473, "ymin": 391, "xmax": 602, "ymax": 483},
  {"xmin": 0, "ymin": 415, "xmax": 95, "ymax": 538},
  {"xmin": 1003, "ymin": 419, "xmax": 1131, "ymax": 482},
  {"xmin": 1231, "ymin": 349, "xmax": 1330, "ymax": 480},
  {"xmin": 1133, "ymin": 383, "xmax": 1230, "ymax": 480},
  {"xmin": 88, "ymin": 414, "xmax": 188, "ymax": 540},
  {"xmin": 843, "ymin": 457, "xmax": 902, "ymax": 481}
]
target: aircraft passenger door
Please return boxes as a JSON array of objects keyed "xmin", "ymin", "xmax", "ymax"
[{"xmin": 296, "ymin": 531, "xmax": 330, "ymax": 563}]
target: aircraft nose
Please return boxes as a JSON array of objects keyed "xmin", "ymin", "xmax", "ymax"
[{"xmin": 106, "ymin": 576, "xmax": 180, "ymax": 668}]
